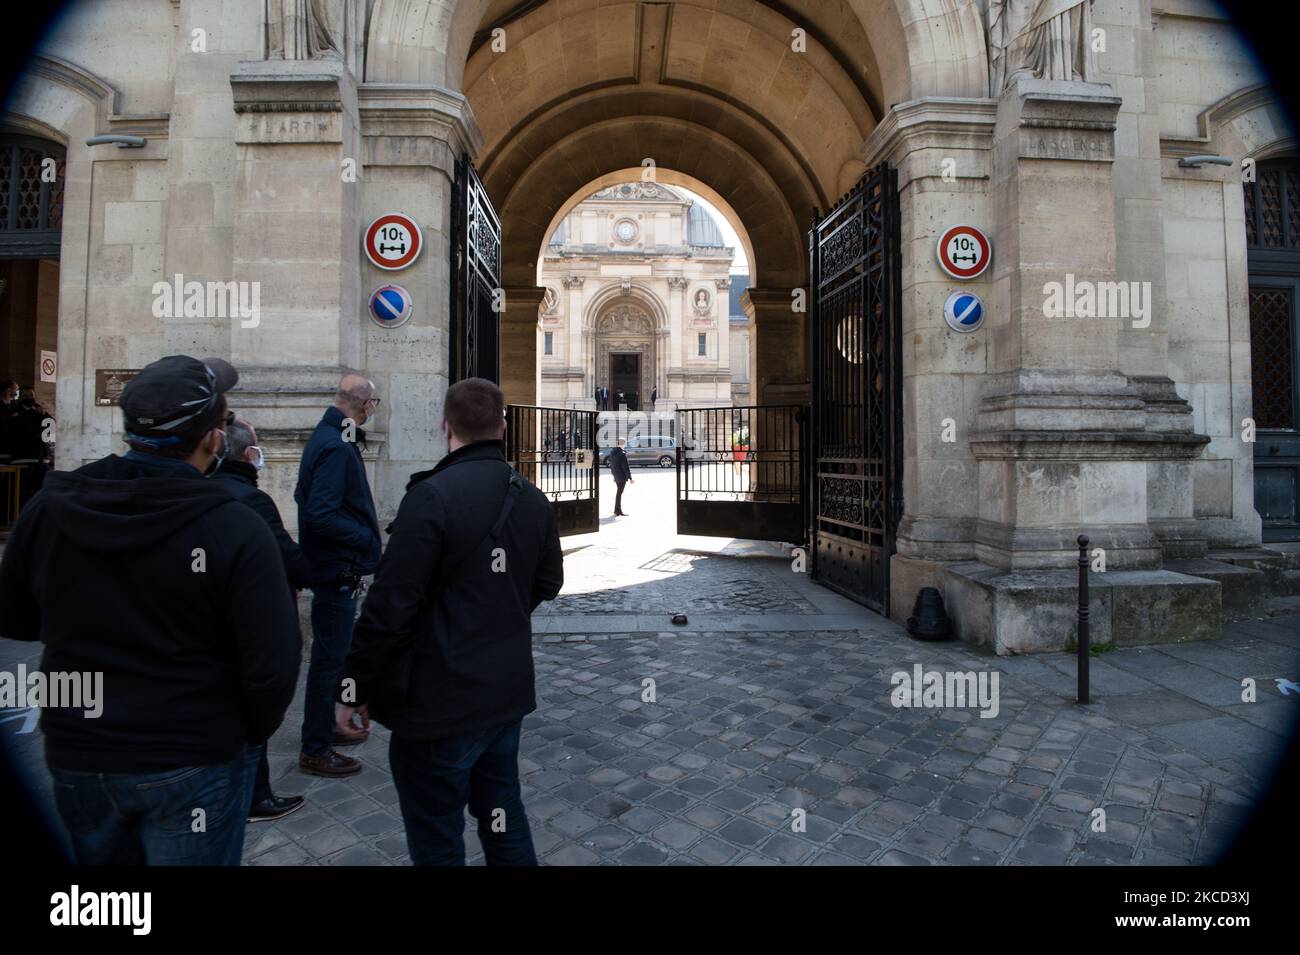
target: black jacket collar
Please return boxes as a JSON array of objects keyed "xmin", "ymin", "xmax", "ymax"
[
  {"xmin": 405, "ymin": 440, "xmax": 506, "ymax": 491},
  {"xmin": 215, "ymin": 458, "xmax": 258, "ymax": 486}
]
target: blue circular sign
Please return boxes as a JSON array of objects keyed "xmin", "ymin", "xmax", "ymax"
[
  {"xmin": 369, "ymin": 284, "xmax": 413, "ymax": 328},
  {"xmin": 944, "ymin": 290, "xmax": 984, "ymax": 333}
]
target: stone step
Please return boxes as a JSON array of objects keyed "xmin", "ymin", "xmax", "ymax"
[{"xmin": 1165, "ymin": 558, "xmax": 1270, "ymax": 623}]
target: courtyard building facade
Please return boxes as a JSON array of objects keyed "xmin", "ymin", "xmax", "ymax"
[
  {"xmin": 0, "ymin": 0, "xmax": 1294, "ymax": 650},
  {"xmin": 537, "ymin": 182, "xmax": 738, "ymax": 413}
]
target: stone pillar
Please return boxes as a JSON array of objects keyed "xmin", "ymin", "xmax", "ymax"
[
  {"xmin": 742, "ymin": 287, "xmax": 808, "ymax": 406},
  {"xmin": 947, "ymin": 77, "xmax": 1217, "ymax": 651},
  {"xmin": 858, "ymin": 98, "xmax": 998, "ymax": 617},
  {"xmin": 356, "ymin": 84, "xmax": 479, "ymax": 522},
  {"xmin": 226, "ymin": 58, "xmax": 366, "ymax": 532},
  {"xmin": 500, "ymin": 285, "xmax": 545, "ymax": 407}
]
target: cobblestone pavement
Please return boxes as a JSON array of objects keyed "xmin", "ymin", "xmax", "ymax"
[{"xmin": 2, "ymin": 470, "xmax": 1298, "ymax": 866}]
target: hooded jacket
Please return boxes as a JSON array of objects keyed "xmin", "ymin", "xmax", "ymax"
[
  {"xmin": 0, "ymin": 452, "xmax": 301, "ymax": 773},
  {"xmin": 337, "ymin": 441, "xmax": 564, "ymax": 739}
]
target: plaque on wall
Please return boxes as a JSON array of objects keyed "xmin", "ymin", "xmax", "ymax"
[{"xmin": 95, "ymin": 369, "xmax": 141, "ymax": 406}]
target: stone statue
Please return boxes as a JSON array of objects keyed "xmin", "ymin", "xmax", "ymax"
[
  {"xmin": 267, "ymin": 0, "xmax": 369, "ymax": 75},
  {"xmin": 988, "ymin": 0, "xmax": 1097, "ymax": 93}
]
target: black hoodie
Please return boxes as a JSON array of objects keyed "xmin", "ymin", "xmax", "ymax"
[{"xmin": 0, "ymin": 453, "xmax": 301, "ymax": 773}]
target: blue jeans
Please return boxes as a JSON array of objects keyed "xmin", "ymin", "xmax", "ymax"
[
  {"xmin": 302, "ymin": 585, "xmax": 357, "ymax": 757},
  {"xmin": 388, "ymin": 720, "xmax": 537, "ymax": 866},
  {"xmin": 49, "ymin": 745, "xmax": 261, "ymax": 865}
]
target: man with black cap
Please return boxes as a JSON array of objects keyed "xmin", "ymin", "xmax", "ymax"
[{"xmin": 0, "ymin": 355, "xmax": 300, "ymax": 865}]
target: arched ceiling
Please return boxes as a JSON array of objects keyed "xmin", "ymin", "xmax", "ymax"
[
  {"xmin": 463, "ymin": 0, "xmax": 878, "ymax": 207},
  {"xmin": 364, "ymin": 0, "xmax": 988, "ymax": 288},
  {"xmin": 495, "ymin": 118, "xmax": 806, "ymax": 289}
]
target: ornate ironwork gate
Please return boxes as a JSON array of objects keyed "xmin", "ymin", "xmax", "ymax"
[
  {"xmin": 675, "ymin": 405, "xmax": 807, "ymax": 544},
  {"xmin": 1244, "ymin": 160, "xmax": 1300, "ymax": 541},
  {"xmin": 505, "ymin": 405, "xmax": 599, "ymax": 536},
  {"xmin": 808, "ymin": 163, "xmax": 902, "ymax": 614},
  {"xmin": 450, "ymin": 154, "xmax": 501, "ymax": 383}
]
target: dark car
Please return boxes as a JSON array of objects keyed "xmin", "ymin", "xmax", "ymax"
[{"xmin": 599, "ymin": 434, "xmax": 677, "ymax": 468}]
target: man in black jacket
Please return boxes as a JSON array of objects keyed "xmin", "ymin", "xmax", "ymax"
[
  {"xmin": 0, "ymin": 355, "xmax": 300, "ymax": 865},
  {"xmin": 295, "ymin": 373, "xmax": 383, "ymax": 777},
  {"xmin": 214, "ymin": 418, "xmax": 312, "ymax": 822},
  {"xmin": 608, "ymin": 437, "xmax": 633, "ymax": 516},
  {"xmin": 335, "ymin": 377, "xmax": 564, "ymax": 865}
]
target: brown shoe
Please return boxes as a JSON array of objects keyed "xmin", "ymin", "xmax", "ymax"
[
  {"xmin": 299, "ymin": 750, "xmax": 362, "ymax": 778},
  {"xmin": 333, "ymin": 727, "xmax": 370, "ymax": 747}
]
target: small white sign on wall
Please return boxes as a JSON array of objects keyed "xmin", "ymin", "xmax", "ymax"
[{"xmin": 39, "ymin": 350, "xmax": 57, "ymax": 383}]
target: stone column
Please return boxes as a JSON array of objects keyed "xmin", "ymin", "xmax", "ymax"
[
  {"xmin": 743, "ymin": 287, "xmax": 808, "ymax": 406},
  {"xmin": 949, "ymin": 77, "xmax": 1216, "ymax": 651},
  {"xmin": 227, "ymin": 58, "xmax": 366, "ymax": 533},
  {"xmin": 357, "ymin": 84, "xmax": 480, "ymax": 521},
  {"xmin": 500, "ymin": 285, "xmax": 545, "ymax": 407}
]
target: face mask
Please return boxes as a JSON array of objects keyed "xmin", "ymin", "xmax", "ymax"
[
  {"xmin": 250, "ymin": 446, "xmax": 265, "ymax": 470},
  {"xmin": 203, "ymin": 429, "xmax": 229, "ymax": 477}
]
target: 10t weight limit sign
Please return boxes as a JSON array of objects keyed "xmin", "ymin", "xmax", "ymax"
[
  {"xmin": 364, "ymin": 212, "xmax": 423, "ymax": 271},
  {"xmin": 935, "ymin": 224, "xmax": 991, "ymax": 280}
]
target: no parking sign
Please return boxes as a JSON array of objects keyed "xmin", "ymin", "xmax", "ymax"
[
  {"xmin": 364, "ymin": 212, "xmax": 423, "ymax": 270},
  {"xmin": 369, "ymin": 284, "xmax": 414, "ymax": 328}
]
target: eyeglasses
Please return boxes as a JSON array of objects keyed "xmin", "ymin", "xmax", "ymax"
[{"xmin": 366, "ymin": 397, "xmax": 382, "ymax": 408}]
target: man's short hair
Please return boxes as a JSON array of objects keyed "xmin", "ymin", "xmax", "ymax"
[
  {"xmin": 226, "ymin": 419, "xmax": 256, "ymax": 460},
  {"xmin": 336, "ymin": 374, "xmax": 374, "ymax": 407},
  {"xmin": 445, "ymin": 378, "xmax": 504, "ymax": 443}
]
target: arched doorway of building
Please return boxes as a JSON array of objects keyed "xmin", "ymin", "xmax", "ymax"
[
  {"xmin": 1245, "ymin": 159, "xmax": 1300, "ymax": 541},
  {"xmin": 0, "ymin": 130, "xmax": 63, "ymax": 530}
]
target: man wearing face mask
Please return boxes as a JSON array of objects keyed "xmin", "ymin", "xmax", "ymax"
[
  {"xmin": 214, "ymin": 418, "xmax": 313, "ymax": 822},
  {"xmin": 295, "ymin": 372, "xmax": 383, "ymax": 778},
  {"xmin": 0, "ymin": 355, "xmax": 300, "ymax": 864}
]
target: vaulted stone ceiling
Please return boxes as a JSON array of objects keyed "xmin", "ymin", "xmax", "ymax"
[{"xmin": 460, "ymin": 0, "xmax": 893, "ymax": 288}]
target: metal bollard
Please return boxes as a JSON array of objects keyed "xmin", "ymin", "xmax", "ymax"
[{"xmin": 1077, "ymin": 534, "xmax": 1090, "ymax": 704}]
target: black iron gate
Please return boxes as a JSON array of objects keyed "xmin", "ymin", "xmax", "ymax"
[
  {"xmin": 505, "ymin": 405, "xmax": 599, "ymax": 536},
  {"xmin": 450, "ymin": 154, "xmax": 501, "ymax": 383},
  {"xmin": 808, "ymin": 162, "xmax": 902, "ymax": 614},
  {"xmin": 675, "ymin": 405, "xmax": 807, "ymax": 544}
]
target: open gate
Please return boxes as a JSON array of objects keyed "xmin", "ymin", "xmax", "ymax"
[
  {"xmin": 808, "ymin": 162, "xmax": 903, "ymax": 614},
  {"xmin": 505, "ymin": 405, "xmax": 599, "ymax": 536},
  {"xmin": 450, "ymin": 154, "xmax": 501, "ymax": 383},
  {"xmin": 675, "ymin": 404, "xmax": 807, "ymax": 544}
]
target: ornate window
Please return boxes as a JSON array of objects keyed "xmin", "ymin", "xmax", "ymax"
[
  {"xmin": 0, "ymin": 133, "xmax": 66, "ymax": 258},
  {"xmin": 1244, "ymin": 160, "xmax": 1300, "ymax": 250}
]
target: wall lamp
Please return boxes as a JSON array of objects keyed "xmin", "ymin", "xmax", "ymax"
[
  {"xmin": 1177, "ymin": 155, "xmax": 1233, "ymax": 168},
  {"xmin": 85, "ymin": 135, "xmax": 146, "ymax": 148}
]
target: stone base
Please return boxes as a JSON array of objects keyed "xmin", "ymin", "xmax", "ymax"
[
  {"xmin": 1165, "ymin": 558, "xmax": 1269, "ymax": 623},
  {"xmin": 906, "ymin": 559, "xmax": 1221, "ymax": 655}
]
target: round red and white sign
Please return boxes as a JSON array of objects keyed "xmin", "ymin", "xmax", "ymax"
[
  {"xmin": 364, "ymin": 212, "xmax": 423, "ymax": 270},
  {"xmin": 935, "ymin": 224, "xmax": 991, "ymax": 280}
]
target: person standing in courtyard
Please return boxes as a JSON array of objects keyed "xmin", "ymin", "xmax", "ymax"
[
  {"xmin": 0, "ymin": 356, "xmax": 300, "ymax": 864},
  {"xmin": 334, "ymin": 377, "xmax": 564, "ymax": 865},
  {"xmin": 215, "ymin": 418, "xmax": 314, "ymax": 822},
  {"xmin": 609, "ymin": 436, "xmax": 633, "ymax": 517},
  {"xmin": 296, "ymin": 373, "xmax": 383, "ymax": 778}
]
